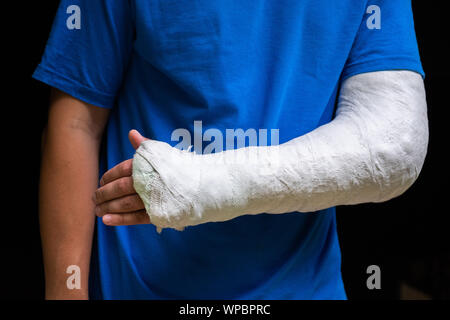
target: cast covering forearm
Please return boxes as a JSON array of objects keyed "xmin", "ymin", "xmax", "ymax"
[{"xmin": 132, "ymin": 71, "xmax": 428, "ymax": 232}]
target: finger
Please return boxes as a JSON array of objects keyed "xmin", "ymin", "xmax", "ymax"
[
  {"xmin": 100, "ymin": 159, "xmax": 133, "ymax": 186},
  {"xmin": 102, "ymin": 211, "xmax": 151, "ymax": 226},
  {"xmin": 129, "ymin": 129, "xmax": 149, "ymax": 150},
  {"xmin": 95, "ymin": 194, "xmax": 145, "ymax": 216},
  {"xmin": 94, "ymin": 177, "xmax": 135, "ymax": 205}
]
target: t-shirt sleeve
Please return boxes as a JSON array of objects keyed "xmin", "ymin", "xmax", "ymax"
[
  {"xmin": 342, "ymin": 0, "xmax": 424, "ymax": 81},
  {"xmin": 32, "ymin": 0, "xmax": 134, "ymax": 109}
]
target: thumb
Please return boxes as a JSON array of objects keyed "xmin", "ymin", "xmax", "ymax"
[{"xmin": 129, "ymin": 130, "xmax": 149, "ymax": 150}]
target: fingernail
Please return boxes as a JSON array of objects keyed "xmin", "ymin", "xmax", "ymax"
[{"xmin": 103, "ymin": 215, "xmax": 112, "ymax": 224}]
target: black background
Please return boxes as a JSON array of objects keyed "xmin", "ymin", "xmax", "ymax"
[{"xmin": 2, "ymin": 1, "xmax": 449, "ymax": 300}]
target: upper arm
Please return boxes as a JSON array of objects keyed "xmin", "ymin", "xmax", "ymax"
[{"xmin": 46, "ymin": 88, "xmax": 110, "ymax": 142}]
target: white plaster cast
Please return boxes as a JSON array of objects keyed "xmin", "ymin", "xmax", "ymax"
[{"xmin": 133, "ymin": 71, "xmax": 429, "ymax": 232}]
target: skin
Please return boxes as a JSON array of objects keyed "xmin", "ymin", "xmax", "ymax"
[
  {"xmin": 94, "ymin": 130, "xmax": 151, "ymax": 226},
  {"xmin": 40, "ymin": 88, "xmax": 110, "ymax": 299},
  {"xmin": 41, "ymin": 88, "xmax": 151, "ymax": 299}
]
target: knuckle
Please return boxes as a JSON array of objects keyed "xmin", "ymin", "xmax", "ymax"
[
  {"xmin": 116, "ymin": 178, "xmax": 127, "ymax": 194},
  {"xmin": 137, "ymin": 197, "xmax": 145, "ymax": 209},
  {"xmin": 118, "ymin": 165, "xmax": 126, "ymax": 177},
  {"xmin": 122, "ymin": 161, "xmax": 132, "ymax": 176},
  {"xmin": 127, "ymin": 159, "xmax": 133, "ymax": 170},
  {"xmin": 96, "ymin": 203, "xmax": 106, "ymax": 215},
  {"xmin": 138, "ymin": 212, "xmax": 149, "ymax": 224},
  {"xmin": 125, "ymin": 178, "xmax": 134, "ymax": 192},
  {"xmin": 101, "ymin": 203, "xmax": 110, "ymax": 213},
  {"xmin": 94, "ymin": 190, "xmax": 102, "ymax": 203},
  {"xmin": 131, "ymin": 211, "xmax": 144, "ymax": 225},
  {"xmin": 122, "ymin": 198, "xmax": 132, "ymax": 210}
]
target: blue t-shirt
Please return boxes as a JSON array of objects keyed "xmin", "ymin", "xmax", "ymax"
[{"xmin": 33, "ymin": 0, "xmax": 424, "ymax": 299}]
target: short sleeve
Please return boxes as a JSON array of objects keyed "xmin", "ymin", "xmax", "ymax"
[
  {"xmin": 32, "ymin": 0, "xmax": 134, "ymax": 109},
  {"xmin": 342, "ymin": 0, "xmax": 424, "ymax": 81}
]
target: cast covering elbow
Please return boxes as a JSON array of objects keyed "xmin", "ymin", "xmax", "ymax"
[{"xmin": 132, "ymin": 71, "xmax": 429, "ymax": 232}]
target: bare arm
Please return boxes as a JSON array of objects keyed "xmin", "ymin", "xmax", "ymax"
[{"xmin": 39, "ymin": 88, "xmax": 110, "ymax": 299}]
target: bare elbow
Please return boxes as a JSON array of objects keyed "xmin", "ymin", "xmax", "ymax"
[{"xmin": 48, "ymin": 88, "xmax": 110, "ymax": 143}]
